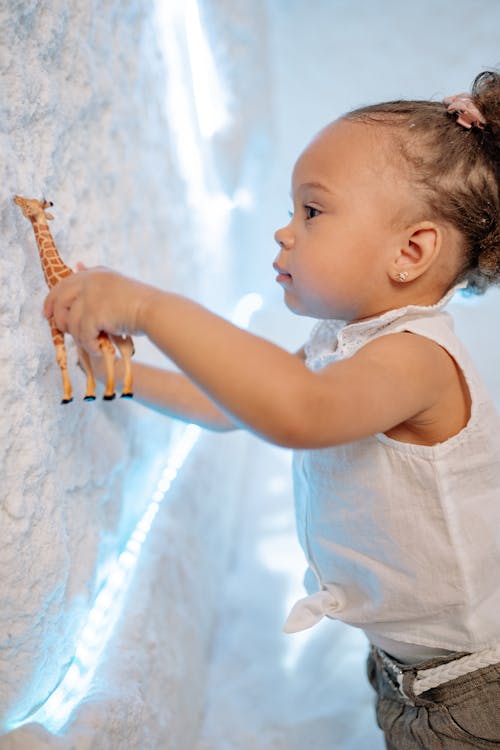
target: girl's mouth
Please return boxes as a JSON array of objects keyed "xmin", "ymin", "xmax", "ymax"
[{"xmin": 273, "ymin": 262, "xmax": 292, "ymax": 284}]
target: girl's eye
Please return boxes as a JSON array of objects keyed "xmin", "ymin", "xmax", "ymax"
[{"xmin": 305, "ymin": 206, "xmax": 320, "ymax": 220}]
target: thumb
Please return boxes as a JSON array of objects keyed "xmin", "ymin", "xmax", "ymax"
[
  {"xmin": 43, "ymin": 288, "xmax": 55, "ymax": 319},
  {"xmin": 76, "ymin": 262, "xmax": 88, "ymax": 272}
]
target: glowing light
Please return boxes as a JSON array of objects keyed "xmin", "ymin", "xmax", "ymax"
[
  {"xmin": 232, "ymin": 188, "xmax": 254, "ymax": 211},
  {"xmin": 6, "ymin": 3, "xmax": 260, "ymax": 736},
  {"xmin": 153, "ymin": 0, "xmax": 242, "ymax": 273},
  {"xmin": 184, "ymin": 0, "xmax": 229, "ymax": 138},
  {"xmin": 154, "ymin": 0, "xmax": 204, "ymax": 197},
  {"xmin": 154, "ymin": 0, "xmax": 229, "ymax": 192},
  {"xmin": 6, "ymin": 422, "xmax": 202, "ymax": 735},
  {"xmin": 7, "ymin": 295, "xmax": 262, "ymax": 735},
  {"xmin": 231, "ymin": 293, "xmax": 263, "ymax": 329}
]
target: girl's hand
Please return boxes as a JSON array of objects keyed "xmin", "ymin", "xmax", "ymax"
[{"xmin": 43, "ymin": 266, "xmax": 157, "ymax": 353}]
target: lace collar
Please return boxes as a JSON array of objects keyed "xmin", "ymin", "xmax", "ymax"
[{"xmin": 305, "ymin": 284, "xmax": 465, "ymax": 370}]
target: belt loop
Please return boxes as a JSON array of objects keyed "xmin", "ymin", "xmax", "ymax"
[
  {"xmin": 399, "ymin": 668, "xmax": 441, "ymax": 707},
  {"xmin": 374, "ymin": 647, "xmax": 434, "ymax": 706},
  {"xmin": 399, "ymin": 669, "xmax": 419, "ymax": 704},
  {"xmin": 373, "ymin": 646, "xmax": 410, "ymax": 703}
]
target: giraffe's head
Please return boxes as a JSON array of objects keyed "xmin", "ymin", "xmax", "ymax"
[{"xmin": 13, "ymin": 196, "xmax": 54, "ymax": 221}]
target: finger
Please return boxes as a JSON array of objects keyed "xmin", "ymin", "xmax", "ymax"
[
  {"xmin": 50, "ymin": 288, "xmax": 80, "ymax": 333},
  {"xmin": 79, "ymin": 319, "xmax": 104, "ymax": 355},
  {"xmin": 43, "ymin": 276, "xmax": 79, "ymax": 320},
  {"xmin": 43, "ymin": 288, "xmax": 56, "ymax": 319},
  {"xmin": 50, "ymin": 299, "xmax": 71, "ymax": 334},
  {"xmin": 76, "ymin": 262, "xmax": 88, "ymax": 272},
  {"xmin": 63, "ymin": 297, "xmax": 102, "ymax": 355},
  {"xmin": 64, "ymin": 297, "xmax": 86, "ymax": 342}
]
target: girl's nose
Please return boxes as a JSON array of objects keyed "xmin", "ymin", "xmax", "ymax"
[{"xmin": 274, "ymin": 224, "xmax": 293, "ymax": 249}]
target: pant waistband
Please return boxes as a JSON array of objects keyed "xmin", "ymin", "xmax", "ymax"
[{"xmin": 373, "ymin": 642, "xmax": 500, "ymax": 700}]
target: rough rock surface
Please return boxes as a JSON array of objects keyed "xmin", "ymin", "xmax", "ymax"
[{"xmin": 0, "ymin": 1, "xmax": 268, "ymax": 746}]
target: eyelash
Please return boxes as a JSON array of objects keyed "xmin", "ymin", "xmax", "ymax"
[
  {"xmin": 288, "ymin": 205, "xmax": 321, "ymax": 220},
  {"xmin": 305, "ymin": 206, "xmax": 320, "ymax": 220}
]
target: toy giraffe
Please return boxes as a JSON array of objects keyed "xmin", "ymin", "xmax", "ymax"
[{"xmin": 14, "ymin": 196, "xmax": 134, "ymax": 403}]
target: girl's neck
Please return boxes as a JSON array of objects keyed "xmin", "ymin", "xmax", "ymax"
[{"xmin": 350, "ymin": 284, "xmax": 454, "ymax": 324}]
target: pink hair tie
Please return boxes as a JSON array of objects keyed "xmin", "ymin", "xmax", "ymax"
[{"xmin": 443, "ymin": 93, "xmax": 487, "ymax": 129}]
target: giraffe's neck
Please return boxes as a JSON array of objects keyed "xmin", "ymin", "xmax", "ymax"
[{"xmin": 31, "ymin": 217, "xmax": 72, "ymax": 289}]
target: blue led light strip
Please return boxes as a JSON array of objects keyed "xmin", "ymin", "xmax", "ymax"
[{"xmin": 7, "ymin": 293, "xmax": 262, "ymax": 736}]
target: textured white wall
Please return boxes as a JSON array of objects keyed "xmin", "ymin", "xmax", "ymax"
[{"xmin": 0, "ymin": 1, "xmax": 268, "ymax": 747}]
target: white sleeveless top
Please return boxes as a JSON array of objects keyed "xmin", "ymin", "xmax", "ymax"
[{"xmin": 285, "ymin": 287, "xmax": 500, "ymax": 653}]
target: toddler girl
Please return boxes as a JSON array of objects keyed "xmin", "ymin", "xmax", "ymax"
[{"xmin": 44, "ymin": 71, "xmax": 500, "ymax": 749}]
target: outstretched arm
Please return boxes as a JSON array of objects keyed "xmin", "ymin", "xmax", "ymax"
[
  {"xmin": 45, "ymin": 268, "xmax": 453, "ymax": 448},
  {"xmin": 44, "ymin": 269, "xmax": 317, "ymax": 444},
  {"xmin": 84, "ymin": 353, "xmax": 237, "ymax": 431}
]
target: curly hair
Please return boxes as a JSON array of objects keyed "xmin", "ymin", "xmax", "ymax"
[{"xmin": 344, "ymin": 71, "xmax": 500, "ymax": 294}]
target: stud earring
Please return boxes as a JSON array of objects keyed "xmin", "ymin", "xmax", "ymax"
[{"xmin": 397, "ymin": 271, "xmax": 409, "ymax": 281}]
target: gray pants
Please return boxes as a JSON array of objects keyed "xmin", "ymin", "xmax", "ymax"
[{"xmin": 367, "ymin": 645, "xmax": 500, "ymax": 748}]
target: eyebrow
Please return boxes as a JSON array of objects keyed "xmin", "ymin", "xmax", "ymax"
[
  {"xmin": 291, "ymin": 181, "xmax": 333, "ymax": 197},
  {"xmin": 301, "ymin": 181, "xmax": 332, "ymax": 192}
]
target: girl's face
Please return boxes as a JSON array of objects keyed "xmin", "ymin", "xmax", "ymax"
[{"xmin": 273, "ymin": 119, "xmax": 414, "ymax": 321}]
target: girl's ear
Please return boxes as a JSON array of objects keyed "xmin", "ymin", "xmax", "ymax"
[{"xmin": 389, "ymin": 222, "xmax": 442, "ymax": 282}]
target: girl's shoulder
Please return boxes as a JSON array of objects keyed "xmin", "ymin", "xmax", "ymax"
[{"xmin": 357, "ymin": 330, "xmax": 471, "ymax": 447}]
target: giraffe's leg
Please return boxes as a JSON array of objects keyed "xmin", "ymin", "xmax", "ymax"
[
  {"xmin": 50, "ymin": 317, "xmax": 73, "ymax": 404},
  {"xmin": 111, "ymin": 334, "xmax": 134, "ymax": 398},
  {"xmin": 98, "ymin": 333, "xmax": 116, "ymax": 401},
  {"xmin": 77, "ymin": 347, "xmax": 96, "ymax": 401}
]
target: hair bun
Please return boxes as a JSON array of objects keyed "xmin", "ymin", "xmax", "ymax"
[
  {"xmin": 478, "ymin": 248, "xmax": 499, "ymax": 278},
  {"xmin": 471, "ymin": 71, "xmax": 500, "ymax": 128}
]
